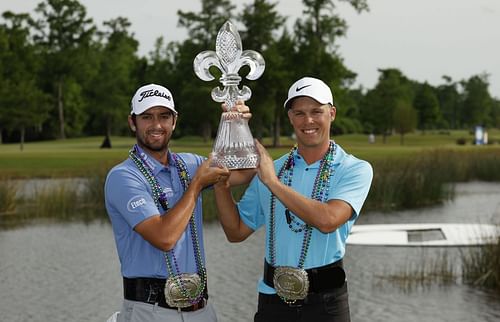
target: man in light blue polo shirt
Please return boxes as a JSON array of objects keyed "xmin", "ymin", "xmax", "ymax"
[
  {"xmin": 214, "ymin": 77, "xmax": 373, "ymax": 322},
  {"xmin": 105, "ymin": 84, "xmax": 251, "ymax": 322}
]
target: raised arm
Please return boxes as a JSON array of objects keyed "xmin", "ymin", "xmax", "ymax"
[
  {"xmin": 135, "ymin": 156, "xmax": 230, "ymax": 251},
  {"xmin": 213, "ymin": 179, "xmax": 254, "ymax": 242},
  {"xmin": 254, "ymin": 140, "xmax": 353, "ymax": 234}
]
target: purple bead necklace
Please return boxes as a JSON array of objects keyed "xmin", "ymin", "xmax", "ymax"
[
  {"xmin": 268, "ymin": 141, "xmax": 336, "ymax": 268},
  {"xmin": 129, "ymin": 145, "xmax": 206, "ymax": 304}
]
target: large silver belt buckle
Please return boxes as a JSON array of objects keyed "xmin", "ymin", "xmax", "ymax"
[
  {"xmin": 164, "ymin": 273, "xmax": 202, "ymax": 308},
  {"xmin": 273, "ymin": 266, "xmax": 309, "ymax": 302}
]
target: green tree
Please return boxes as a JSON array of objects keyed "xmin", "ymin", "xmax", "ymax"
[
  {"xmin": 393, "ymin": 99, "xmax": 417, "ymax": 145},
  {"xmin": 436, "ymin": 76, "xmax": 462, "ymax": 129},
  {"xmin": 491, "ymin": 98, "xmax": 500, "ymax": 129},
  {"xmin": 177, "ymin": 0, "xmax": 235, "ymax": 49},
  {"xmin": 332, "ymin": 86, "xmax": 364, "ymax": 134},
  {"xmin": 87, "ymin": 17, "xmax": 139, "ymax": 148},
  {"xmin": 239, "ymin": 0, "xmax": 287, "ymax": 141},
  {"xmin": 460, "ymin": 74, "xmax": 493, "ymax": 128},
  {"xmin": 32, "ymin": 0, "xmax": 96, "ymax": 139},
  {"xmin": 361, "ymin": 68, "xmax": 414, "ymax": 143},
  {"xmin": 240, "ymin": 0, "xmax": 285, "ymax": 49},
  {"xmin": 0, "ymin": 23, "xmax": 8, "ymax": 143},
  {"xmin": 174, "ymin": 0, "xmax": 236, "ymax": 141},
  {"xmin": 171, "ymin": 39, "xmax": 222, "ymax": 141},
  {"xmin": 292, "ymin": 0, "xmax": 368, "ymax": 138},
  {"xmin": 296, "ymin": 0, "xmax": 369, "ymax": 48},
  {"xmin": 145, "ymin": 37, "xmax": 176, "ymax": 86},
  {"xmin": 267, "ymin": 30, "xmax": 297, "ymax": 146},
  {"xmin": 413, "ymin": 82, "xmax": 440, "ymax": 131},
  {"xmin": 293, "ymin": 0, "xmax": 368, "ymax": 83},
  {"xmin": 0, "ymin": 12, "xmax": 50, "ymax": 150}
]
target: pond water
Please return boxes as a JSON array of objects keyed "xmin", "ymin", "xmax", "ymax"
[{"xmin": 0, "ymin": 182, "xmax": 499, "ymax": 322}]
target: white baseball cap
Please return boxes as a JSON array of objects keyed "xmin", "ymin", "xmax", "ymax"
[
  {"xmin": 130, "ymin": 84, "xmax": 177, "ymax": 115},
  {"xmin": 283, "ymin": 77, "xmax": 334, "ymax": 109}
]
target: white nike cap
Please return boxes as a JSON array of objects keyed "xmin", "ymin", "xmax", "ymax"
[
  {"xmin": 131, "ymin": 84, "xmax": 177, "ymax": 115},
  {"xmin": 283, "ymin": 77, "xmax": 334, "ymax": 109}
]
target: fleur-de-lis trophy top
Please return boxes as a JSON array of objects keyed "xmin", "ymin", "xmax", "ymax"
[
  {"xmin": 193, "ymin": 21, "xmax": 265, "ymax": 169},
  {"xmin": 194, "ymin": 21, "xmax": 265, "ymax": 110}
]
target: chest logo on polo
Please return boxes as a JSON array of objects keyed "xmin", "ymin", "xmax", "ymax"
[
  {"xmin": 163, "ymin": 187, "xmax": 174, "ymax": 198},
  {"xmin": 127, "ymin": 195, "xmax": 147, "ymax": 212}
]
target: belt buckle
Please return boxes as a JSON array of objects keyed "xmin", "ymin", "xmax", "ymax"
[
  {"xmin": 273, "ymin": 266, "xmax": 309, "ymax": 304},
  {"xmin": 164, "ymin": 273, "xmax": 203, "ymax": 308}
]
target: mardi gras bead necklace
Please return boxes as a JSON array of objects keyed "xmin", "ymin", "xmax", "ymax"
[
  {"xmin": 129, "ymin": 145, "xmax": 206, "ymax": 305},
  {"xmin": 268, "ymin": 141, "xmax": 336, "ymax": 268},
  {"xmin": 129, "ymin": 145, "xmax": 168, "ymax": 210}
]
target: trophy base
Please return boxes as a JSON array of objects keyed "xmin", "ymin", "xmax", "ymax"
[
  {"xmin": 212, "ymin": 152, "xmax": 258, "ymax": 169},
  {"xmin": 211, "ymin": 111, "xmax": 259, "ymax": 170}
]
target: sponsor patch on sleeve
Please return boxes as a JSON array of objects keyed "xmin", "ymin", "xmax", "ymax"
[{"xmin": 127, "ymin": 195, "xmax": 148, "ymax": 212}]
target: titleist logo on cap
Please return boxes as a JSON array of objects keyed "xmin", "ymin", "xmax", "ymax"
[{"xmin": 138, "ymin": 89, "xmax": 171, "ymax": 102}]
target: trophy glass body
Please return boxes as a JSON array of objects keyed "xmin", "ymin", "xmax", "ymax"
[{"xmin": 194, "ymin": 21, "xmax": 265, "ymax": 169}]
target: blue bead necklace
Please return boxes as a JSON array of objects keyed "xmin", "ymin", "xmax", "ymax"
[{"xmin": 268, "ymin": 141, "xmax": 336, "ymax": 268}]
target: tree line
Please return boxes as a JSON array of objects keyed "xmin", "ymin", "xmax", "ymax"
[{"xmin": 0, "ymin": 0, "xmax": 499, "ymax": 149}]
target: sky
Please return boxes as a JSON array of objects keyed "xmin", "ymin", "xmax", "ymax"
[{"xmin": 2, "ymin": 0, "xmax": 499, "ymax": 98}]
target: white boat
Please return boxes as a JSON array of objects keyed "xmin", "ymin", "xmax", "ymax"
[{"xmin": 347, "ymin": 223, "xmax": 499, "ymax": 246}]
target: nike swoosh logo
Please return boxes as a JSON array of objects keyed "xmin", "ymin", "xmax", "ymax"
[{"xmin": 296, "ymin": 84, "xmax": 311, "ymax": 92}]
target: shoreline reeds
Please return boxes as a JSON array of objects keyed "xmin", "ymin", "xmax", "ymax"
[
  {"xmin": 0, "ymin": 179, "xmax": 18, "ymax": 214},
  {"xmin": 1, "ymin": 148, "xmax": 500, "ymax": 224},
  {"xmin": 377, "ymin": 249, "xmax": 457, "ymax": 292},
  {"xmin": 377, "ymin": 239, "xmax": 500, "ymax": 294},
  {"xmin": 365, "ymin": 149, "xmax": 500, "ymax": 211},
  {"xmin": 461, "ymin": 235, "xmax": 500, "ymax": 293}
]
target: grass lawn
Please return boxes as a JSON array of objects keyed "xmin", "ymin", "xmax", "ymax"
[{"xmin": 1, "ymin": 129, "xmax": 499, "ymax": 178}]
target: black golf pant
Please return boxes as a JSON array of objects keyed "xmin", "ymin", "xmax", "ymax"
[{"xmin": 254, "ymin": 282, "xmax": 350, "ymax": 322}]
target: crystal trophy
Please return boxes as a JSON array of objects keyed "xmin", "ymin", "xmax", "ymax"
[{"xmin": 193, "ymin": 21, "xmax": 265, "ymax": 169}]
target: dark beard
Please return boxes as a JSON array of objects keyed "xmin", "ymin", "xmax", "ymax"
[{"xmin": 137, "ymin": 133, "xmax": 169, "ymax": 153}]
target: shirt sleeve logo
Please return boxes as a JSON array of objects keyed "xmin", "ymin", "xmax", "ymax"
[{"xmin": 127, "ymin": 195, "xmax": 147, "ymax": 212}]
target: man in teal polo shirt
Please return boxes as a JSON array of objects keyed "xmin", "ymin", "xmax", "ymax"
[
  {"xmin": 214, "ymin": 77, "xmax": 373, "ymax": 322},
  {"xmin": 105, "ymin": 83, "xmax": 251, "ymax": 322}
]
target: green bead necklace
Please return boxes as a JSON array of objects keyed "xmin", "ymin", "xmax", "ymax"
[
  {"xmin": 129, "ymin": 145, "xmax": 206, "ymax": 304},
  {"xmin": 268, "ymin": 141, "xmax": 336, "ymax": 268}
]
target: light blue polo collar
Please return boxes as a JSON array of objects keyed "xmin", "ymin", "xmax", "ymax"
[
  {"xmin": 135, "ymin": 145, "xmax": 175, "ymax": 176},
  {"xmin": 293, "ymin": 149, "xmax": 321, "ymax": 169},
  {"xmin": 293, "ymin": 142, "xmax": 339, "ymax": 169}
]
